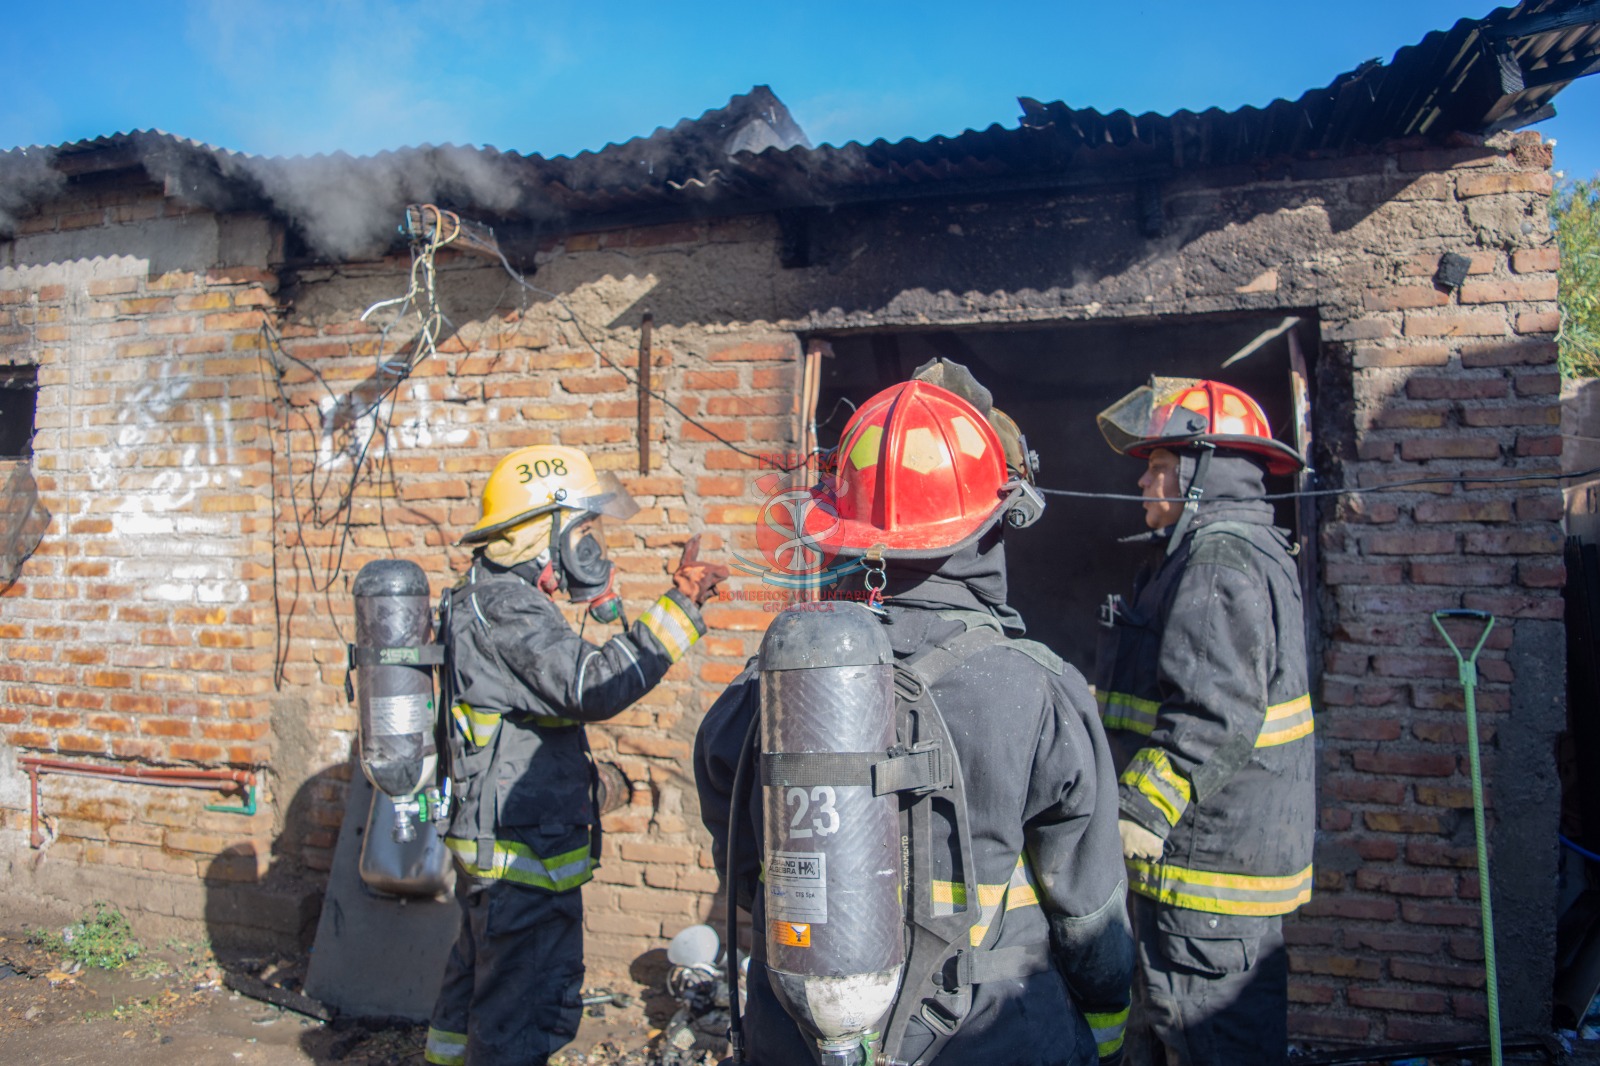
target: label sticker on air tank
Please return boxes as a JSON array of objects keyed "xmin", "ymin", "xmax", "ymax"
[
  {"xmin": 368, "ymin": 694, "xmax": 434, "ymax": 736},
  {"xmin": 767, "ymin": 851, "xmax": 827, "ymax": 924}
]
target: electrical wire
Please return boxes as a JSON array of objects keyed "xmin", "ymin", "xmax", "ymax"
[
  {"xmin": 488, "ymin": 245, "xmax": 815, "ymax": 470},
  {"xmin": 1038, "ymin": 465, "xmax": 1600, "ymax": 504},
  {"xmin": 1562, "ymin": 833, "xmax": 1600, "ymax": 864}
]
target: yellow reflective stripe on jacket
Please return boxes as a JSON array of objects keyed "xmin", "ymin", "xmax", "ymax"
[
  {"xmin": 1127, "ymin": 858, "xmax": 1313, "ymax": 916},
  {"xmin": 452, "ymin": 702, "xmax": 500, "ymax": 747},
  {"xmin": 1256, "ymin": 694, "xmax": 1314, "ymax": 747},
  {"xmin": 1084, "ymin": 1006, "xmax": 1129, "ymax": 1059},
  {"xmin": 963, "ymin": 855, "xmax": 1045, "ymax": 948},
  {"xmin": 444, "ymin": 836, "xmax": 595, "ymax": 891},
  {"xmin": 1097, "ymin": 690, "xmax": 1158, "ymax": 735},
  {"xmin": 639, "ymin": 594, "xmax": 699, "ymax": 663},
  {"xmin": 424, "ymin": 1027, "xmax": 467, "ymax": 1066},
  {"xmin": 1120, "ymin": 747, "xmax": 1192, "ymax": 827}
]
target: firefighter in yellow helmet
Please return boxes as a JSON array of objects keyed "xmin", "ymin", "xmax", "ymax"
[{"xmin": 425, "ymin": 445, "xmax": 727, "ymax": 1066}]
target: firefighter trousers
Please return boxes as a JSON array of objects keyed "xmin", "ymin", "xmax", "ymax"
[
  {"xmin": 425, "ymin": 878, "xmax": 585, "ymax": 1066},
  {"xmin": 1129, "ymin": 896, "xmax": 1288, "ymax": 1066}
]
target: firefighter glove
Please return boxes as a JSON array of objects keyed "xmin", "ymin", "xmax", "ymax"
[
  {"xmin": 672, "ymin": 534, "xmax": 729, "ymax": 606},
  {"xmin": 1118, "ymin": 818, "xmax": 1164, "ymax": 863}
]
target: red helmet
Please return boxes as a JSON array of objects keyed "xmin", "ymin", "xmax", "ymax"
[
  {"xmin": 826, "ymin": 380, "xmax": 1016, "ymax": 556},
  {"xmin": 1097, "ymin": 377, "xmax": 1304, "ymax": 475}
]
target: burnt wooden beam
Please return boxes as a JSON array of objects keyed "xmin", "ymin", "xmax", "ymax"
[
  {"xmin": 638, "ymin": 312, "xmax": 653, "ymax": 474},
  {"xmin": 1482, "ymin": 1, "xmax": 1600, "ymax": 40},
  {"xmin": 1522, "ymin": 53, "xmax": 1600, "ymax": 90}
]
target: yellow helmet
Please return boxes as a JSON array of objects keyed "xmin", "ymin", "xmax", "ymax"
[{"xmin": 459, "ymin": 445, "xmax": 639, "ymax": 545}]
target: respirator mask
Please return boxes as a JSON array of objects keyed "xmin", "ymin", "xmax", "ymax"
[{"xmin": 557, "ymin": 513, "xmax": 624, "ymax": 624}]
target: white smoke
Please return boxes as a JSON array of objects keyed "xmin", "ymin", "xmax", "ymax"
[
  {"xmin": 220, "ymin": 146, "xmax": 527, "ymax": 261},
  {"xmin": 0, "ymin": 148, "xmax": 66, "ymax": 236}
]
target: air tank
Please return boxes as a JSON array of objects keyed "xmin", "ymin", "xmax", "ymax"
[
  {"xmin": 758, "ymin": 603, "xmax": 903, "ymax": 1065},
  {"xmin": 351, "ymin": 560, "xmax": 438, "ymax": 802}
]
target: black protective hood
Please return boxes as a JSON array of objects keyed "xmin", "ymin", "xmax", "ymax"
[
  {"xmin": 1123, "ymin": 449, "xmax": 1276, "ymax": 548},
  {"xmin": 871, "ymin": 524, "xmax": 1026, "ymax": 636}
]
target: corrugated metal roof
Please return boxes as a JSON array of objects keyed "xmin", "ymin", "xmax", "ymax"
[{"xmin": 2, "ymin": 0, "xmax": 1596, "ymax": 252}]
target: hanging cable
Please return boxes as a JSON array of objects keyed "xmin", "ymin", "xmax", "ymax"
[{"xmin": 1037, "ymin": 465, "xmax": 1600, "ymax": 504}]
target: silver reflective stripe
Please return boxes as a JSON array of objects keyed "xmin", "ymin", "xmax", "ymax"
[
  {"xmin": 615, "ymin": 638, "xmax": 648, "ymax": 691},
  {"xmin": 425, "ymin": 1027, "xmax": 467, "ymax": 1066}
]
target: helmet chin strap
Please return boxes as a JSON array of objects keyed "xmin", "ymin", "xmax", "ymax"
[{"xmin": 1165, "ymin": 442, "xmax": 1215, "ymax": 556}]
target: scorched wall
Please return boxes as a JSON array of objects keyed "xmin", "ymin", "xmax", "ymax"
[{"xmin": 0, "ymin": 129, "xmax": 1569, "ymax": 1046}]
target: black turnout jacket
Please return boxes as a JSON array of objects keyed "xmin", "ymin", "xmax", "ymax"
[
  {"xmin": 696, "ymin": 538, "xmax": 1134, "ymax": 1066},
  {"xmin": 441, "ymin": 554, "xmax": 705, "ymax": 892},
  {"xmin": 1095, "ymin": 454, "xmax": 1315, "ymax": 940}
]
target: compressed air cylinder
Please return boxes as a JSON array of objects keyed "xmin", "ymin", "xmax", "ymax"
[
  {"xmin": 759, "ymin": 603, "xmax": 903, "ymax": 1059},
  {"xmin": 352, "ymin": 560, "xmax": 438, "ymax": 798}
]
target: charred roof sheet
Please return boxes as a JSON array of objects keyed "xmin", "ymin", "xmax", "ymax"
[{"xmin": 2, "ymin": 1, "xmax": 1597, "ymax": 249}]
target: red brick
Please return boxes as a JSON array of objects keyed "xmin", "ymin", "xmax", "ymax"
[
  {"xmin": 1458, "ymin": 277, "xmax": 1558, "ymax": 304},
  {"xmin": 1300, "ymin": 895, "xmax": 1398, "ymax": 921},
  {"xmin": 1363, "ymin": 530, "xmax": 1456, "ymax": 555},
  {"xmin": 1391, "ymin": 959, "xmax": 1485, "ymax": 987},
  {"xmin": 1363, "ymin": 811, "xmax": 1451, "ymax": 833},
  {"xmin": 1351, "ymin": 750, "xmax": 1457, "ymax": 776},
  {"xmin": 1455, "ymin": 171, "xmax": 1553, "ymax": 197},
  {"xmin": 1413, "ymin": 498, "xmax": 1512, "ymax": 522},
  {"xmin": 1352, "ymin": 345, "xmax": 1450, "ymax": 369},
  {"xmin": 706, "ymin": 336, "xmax": 800, "ymax": 364},
  {"xmin": 1354, "ymin": 870, "xmax": 1458, "ymax": 897},
  {"xmin": 1400, "ymin": 901, "xmax": 1480, "ymax": 926},
  {"xmin": 683, "ymin": 370, "xmax": 740, "ymax": 391},
  {"xmin": 1515, "ymin": 433, "xmax": 1561, "ymax": 457},
  {"xmin": 1362, "ymin": 286, "xmax": 1448, "ymax": 311},
  {"xmin": 1291, "ymin": 952, "xmax": 1381, "ymax": 979},
  {"xmin": 1402, "ymin": 312, "xmax": 1508, "ymax": 338},
  {"xmin": 1458, "ymin": 339, "xmax": 1557, "ymax": 367},
  {"xmin": 1348, "ymin": 987, "xmax": 1449, "ymax": 1013},
  {"xmin": 1398, "ymin": 147, "xmax": 1501, "ymax": 172},
  {"xmin": 1405, "ymin": 376, "xmax": 1508, "ymax": 401},
  {"xmin": 1398, "ymin": 437, "xmax": 1501, "ymax": 461},
  {"xmin": 1288, "ymin": 1013, "xmax": 1372, "ymax": 1043},
  {"xmin": 1462, "ymin": 527, "xmax": 1562, "ymax": 555},
  {"xmin": 1515, "ymin": 372, "xmax": 1560, "ymax": 396},
  {"xmin": 1515, "ymin": 311, "xmax": 1560, "ymax": 334},
  {"xmin": 1326, "ymin": 777, "xmax": 1406, "ymax": 803},
  {"xmin": 1411, "ymin": 560, "xmax": 1515, "ymax": 586},
  {"xmin": 1322, "ymin": 717, "xmax": 1403, "ymax": 741},
  {"xmin": 1511, "ymin": 247, "xmax": 1560, "ymax": 273},
  {"xmin": 1459, "ymin": 403, "xmax": 1558, "ymax": 427}
]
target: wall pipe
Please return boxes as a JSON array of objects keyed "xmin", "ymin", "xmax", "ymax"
[{"xmin": 20, "ymin": 756, "xmax": 257, "ymax": 849}]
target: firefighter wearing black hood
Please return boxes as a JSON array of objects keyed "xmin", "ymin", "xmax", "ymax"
[
  {"xmin": 696, "ymin": 376, "xmax": 1135, "ymax": 1066},
  {"xmin": 1093, "ymin": 379, "xmax": 1314, "ymax": 1066},
  {"xmin": 425, "ymin": 445, "xmax": 727, "ymax": 1066}
]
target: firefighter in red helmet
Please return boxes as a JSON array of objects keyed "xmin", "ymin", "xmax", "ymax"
[
  {"xmin": 696, "ymin": 374, "xmax": 1134, "ymax": 1066},
  {"xmin": 1094, "ymin": 378, "xmax": 1313, "ymax": 1066}
]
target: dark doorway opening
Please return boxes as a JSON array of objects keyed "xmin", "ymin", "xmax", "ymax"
[
  {"xmin": 810, "ymin": 311, "xmax": 1317, "ymax": 671},
  {"xmin": 0, "ymin": 365, "xmax": 38, "ymax": 458}
]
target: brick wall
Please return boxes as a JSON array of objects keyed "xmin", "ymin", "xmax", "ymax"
[{"xmin": 0, "ymin": 130, "xmax": 1569, "ymax": 1041}]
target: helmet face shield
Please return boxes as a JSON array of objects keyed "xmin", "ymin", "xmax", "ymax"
[
  {"xmin": 1097, "ymin": 376, "xmax": 1306, "ymax": 475},
  {"xmin": 1096, "ymin": 377, "xmax": 1209, "ymax": 456},
  {"xmin": 562, "ymin": 472, "xmax": 639, "ymax": 522}
]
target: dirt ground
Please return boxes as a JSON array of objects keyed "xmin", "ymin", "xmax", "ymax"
[
  {"xmin": 6, "ymin": 921, "xmax": 1600, "ymax": 1066},
  {"xmin": 0, "ymin": 924, "xmax": 720, "ymax": 1066}
]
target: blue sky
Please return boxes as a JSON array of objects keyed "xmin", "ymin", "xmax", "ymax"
[{"xmin": 3, "ymin": 1, "xmax": 1597, "ymax": 183}]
